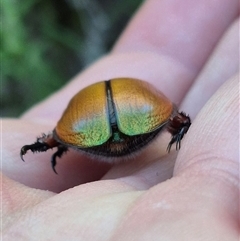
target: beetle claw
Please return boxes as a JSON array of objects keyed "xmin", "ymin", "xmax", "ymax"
[
  {"xmin": 167, "ymin": 135, "xmax": 178, "ymax": 153},
  {"xmin": 20, "ymin": 147, "xmax": 27, "ymax": 162},
  {"xmin": 51, "ymin": 145, "xmax": 68, "ymax": 174},
  {"xmin": 20, "ymin": 145, "xmax": 34, "ymax": 161}
]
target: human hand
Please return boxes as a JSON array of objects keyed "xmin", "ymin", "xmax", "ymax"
[{"xmin": 3, "ymin": 0, "xmax": 239, "ymax": 240}]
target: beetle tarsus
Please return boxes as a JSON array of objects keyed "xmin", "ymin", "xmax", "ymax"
[
  {"xmin": 20, "ymin": 132, "xmax": 63, "ymax": 172},
  {"xmin": 167, "ymin": 134, "xmax": 179, "ymax": 152},
  {"xmin": 51, "ymin": 146, "xmax": 68, "ymax": 174},
  {"xmin": 167, "ymin": 134, "xmax": 182, "ymax": 152},
  {"xmin": 20, "ymin": 142, "xmax": 51, "ymax": 161}
]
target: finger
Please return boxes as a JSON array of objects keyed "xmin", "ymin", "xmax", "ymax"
[
  {"xmin": 22, "ymin": 0, "xmax": 239, "ymax": 121},
  {"xmin": 2, "ymin": 119, "xmax": 111, "ymax": 192},
  {"xmin": 14, "ymin": 0, "xmax": 238, "ymax": 190},
  {"xmin": 3, "ymin": 179, "xmax": 140, "ymax": 240},
  {"xmin": 182, "ymin": 18, "xmax": 239, "ymax": 117},
  {"xmin": 109, "ymin": 74, "xmax": 239, "ymax": 189},
  {"xmin": 102, "ymin": 15, "xmax": 239, "ymax": 185},
  {"xmin": 176, "ymin": 75, "xmax": 239, "ymax": 176},
  {"xmin": 175, "ymin": 75, "xmax": 239, "ymax": 220},
  {"xmin": 113, "ymin": 0, "xmax": 239, "ymax": 72},
  {"xmin": 103, "ymin": 152, "xmax": 176, "ymax": 189},
  {"xmin": 2, "ymin": 172, "xmax": 54, "ymax": 229},
  {"xmin": 109, "ymin": 76, "xmax": 239, "ymax": 240}
]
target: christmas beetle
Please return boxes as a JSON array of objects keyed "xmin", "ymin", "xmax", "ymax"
[{"xmin": 20, "ymin": 78, "xmax": 191, "ymax": 173}]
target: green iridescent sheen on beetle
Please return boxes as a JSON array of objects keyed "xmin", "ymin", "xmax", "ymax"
[{"xmin": 20, "ymin": 78, "xmax": 191, "ymax": 173}]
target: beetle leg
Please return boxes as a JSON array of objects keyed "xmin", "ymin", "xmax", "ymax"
[
  {"xmin": 167, "ymin": 134, "xmax": 178, "ymax": 152},
  {"xmin": 20, "ymin": 133, "xmax": 59, "ymax": 161},
  {"xmin": 167, "ymin": 126, "xmax": 188, "ymax": 152},
  {"xmin": 51, "ymin": 145, "xmax": 68, "ymax": 174},
  {"xmin": 20, "ymin": 142, "xmax": 51, "ymax": 161}
]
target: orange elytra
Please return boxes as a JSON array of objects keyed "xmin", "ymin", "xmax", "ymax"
[{"xmin": 20, "ymin": 78, "xmax": 191, "ymax": 173}]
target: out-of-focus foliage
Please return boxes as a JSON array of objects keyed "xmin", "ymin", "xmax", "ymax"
[{"xmin": 2, "ymin": 0, "xmax": 143, "ymax": 116}]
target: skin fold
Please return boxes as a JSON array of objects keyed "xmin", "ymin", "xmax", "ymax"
[{"xmin": 2, "ymin": 0, "xmax": 239, "ymax": 240}]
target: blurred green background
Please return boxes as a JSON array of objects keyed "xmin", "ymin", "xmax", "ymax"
[{"xmin": 2, "ymin": 0, "xmax": 143, "ymax": 117}]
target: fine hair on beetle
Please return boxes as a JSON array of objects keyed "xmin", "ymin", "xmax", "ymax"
[{"xmin": 20, "ymin": 78, "xmax": 191, "ymax": 173}]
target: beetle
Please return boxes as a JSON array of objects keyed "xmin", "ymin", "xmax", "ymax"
[{"xmin": 20, "ymin": 78, "xmax": 191, "ymax": 173}]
